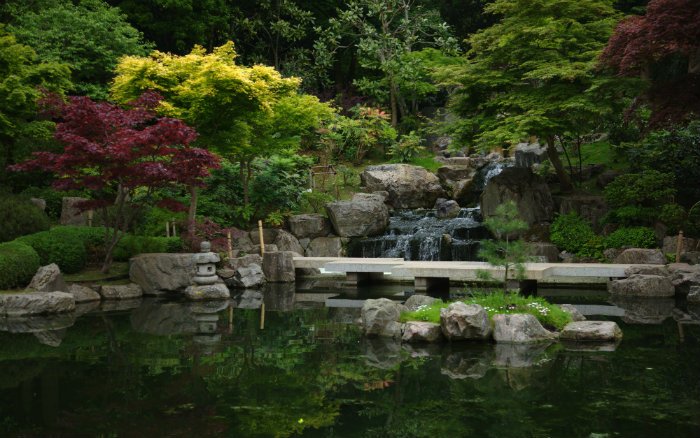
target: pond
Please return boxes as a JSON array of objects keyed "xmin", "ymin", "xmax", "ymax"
[{"xmin": 1, "ymin": 291, "xmax": 699, "ymax": 438}]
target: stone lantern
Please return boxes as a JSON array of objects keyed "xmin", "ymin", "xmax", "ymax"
[{"xmin": 184, "ymin": 241, "xmax": 231, "ymax": 300}]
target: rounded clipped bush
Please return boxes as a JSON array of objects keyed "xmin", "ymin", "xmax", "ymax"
[
  {"xmin": 112, "ymin": 235, "xmax": 182, "ymax": 261},
  {"xmin": 0, "ymin": 241, "xmax": 40, "ymax": 289},
  {"xmin": 550, "ymin": 212, "xmax": 596, "ymax": 253},
  {"xmin": 604, "ymin": 226, "xmax": 657, "ymax": 249},
  {"xmin": 0, "ymin": 196, "xmax": 50, "ymax": 243},
  {"xmin": 17, "ymin": 229, "xmax": 88, "ymax": 274}
]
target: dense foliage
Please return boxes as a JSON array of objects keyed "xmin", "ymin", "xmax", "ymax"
[
  {"xmin": 0, "ymin": 195, "xmax": 50, "ymax": 243},
  {"xmin": 0, "ymin": 241, "xmax": 40, "ymax": 289}
]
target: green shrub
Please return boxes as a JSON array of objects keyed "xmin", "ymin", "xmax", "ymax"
[
  {"xmin": 658, "ymin": 203, "xmax": 687, "ymax": 234},
  {"xmin": 577, "ymin": 235, "xmax": 606, "ymax": 261},
  {"xmin": 389, "ymin": 131, "xmax": 423, "ymax": 163},
  {"xmin": 0, "ymin": 196, "xmax": 50, "ymax": 243},
  {"xmin": 550, "ymin": 212, "xmax": 596, "ymax": 253},
  {"xmin": 299, "ymin": 190, "xmax": 334, "ymax": 215},
  {"xmin": 399, "ymin": 300, "xmax": 447, "ymax": 323},
  {"xmin": 112, "ymin": 235, "xmax": 182, "ymax": 261},
  {"xmin": 17, "ymin": 230, "xmax": 87, "ymax": 274},
  {"xmin": 604, "ymin": 226, "xmax": 656, "ymax": 249},
  {"xmin": 0, "ymin": 241, "xmax": 40, "ymax": 289}
]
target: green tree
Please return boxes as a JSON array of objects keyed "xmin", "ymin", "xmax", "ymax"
[
  {"xmin": 111, "ymin": 42, "xmax": 335, "ymax": 207},
  {"xmin": 438, "ymin": 0, "xmax": 638, "ymax": 191},
  {"xmin": 5, "ymin": 0, "xmax": 151, "ymax": 99},
  {"xmin": 478, "ymin": 201, "xmax": 529, "ymax": 291},
  {"xmin": 0, "ymin": 27, "xmax": 71, "ymax": 189},
  {"xmin": 314, "ymin": 0, "xmax": 458, "ymax": 127}
]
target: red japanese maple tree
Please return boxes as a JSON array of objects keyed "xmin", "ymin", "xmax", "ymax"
[
  {"xmin": 11, "ymin": 92, "xmax": 220, "ymax": 272},
  {"xmin": 600, "ymin": 0, "xmax": 700, "ymax": 126}
]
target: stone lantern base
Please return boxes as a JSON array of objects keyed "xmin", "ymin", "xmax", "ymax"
[{"xmin": 184, "ymin": 283, "xmax": 230, "ymax": 301}]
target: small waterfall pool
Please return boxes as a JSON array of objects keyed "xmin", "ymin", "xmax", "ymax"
[{"xmin": 352, "ymin": 207, "xmax": 492, "ymax": 261}]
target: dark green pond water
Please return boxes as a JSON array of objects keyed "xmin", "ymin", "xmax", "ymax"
[{"xmin": 1, "ymin": 296, "xmax": 699, "ymax": 438}]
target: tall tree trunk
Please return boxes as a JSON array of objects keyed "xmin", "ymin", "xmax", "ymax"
[
  {"xmin": 188, "ymin": 185, "xmax": 198, "ymax": 243},
  {"xmin": 546, "ymin": 136, "xmax": 573, "ymax": 192}
]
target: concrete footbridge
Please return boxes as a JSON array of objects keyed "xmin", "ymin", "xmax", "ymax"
[{"xmin": 293, "ymin": 257, "xmax": 644, "ymax": 292}]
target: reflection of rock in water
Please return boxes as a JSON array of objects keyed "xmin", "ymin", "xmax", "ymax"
[
  {"xmin": 74, "ymin": 301, "xmax": 100, "ymax": 317},
  {"xmin": 262, "ymin": 283, "xmax": 295, "ymax": 311},
  {"xmin": 610, "ymin": 296, "xmax": 675, "ymax": 324},
  {"xmin": 0, "ymin": 312, "xmax": 76, "ymax": 333},
  {"xmin": 403, "ymin": 343, "xmax": 441, "ymax": 359},
  {"xmin": 235, "ymin": 290, "xmax": 263, "ymax": 309},
  {"xmin": 441, "ymin": 349, "xmax": 492, "ymax": 380},
  {"xmin": 362, "ymin": 337, "xmax": 403, "ymax": 370},
  {"xmin": 33, "ymin": 329, "xmax": 66, "ymax": 347},
  {"xmin": 100, "ymin": 298, "xmax": 142, "ymax": 312},
  {"xmin": 492, "ymin": 342, "xmax": 553, "ymax": 368},
  {"xmin": 188, "ymin": 300, "xmax": 229, "ymax": 314},
  {"xmin": 328, "ymin": 307, "xmax": 361, "ymax": 324},
  {"xmin": 561, "ymin": 340, "xmax": 620, "ymax": 352},
  {"xmin": 131, "ymin": 300, "xmax": 198, "ymax": 335}
]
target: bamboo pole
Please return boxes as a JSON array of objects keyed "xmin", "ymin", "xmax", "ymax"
[
  {"xmin": 171, "ymin": 220, "xmax": 177, "ymax": 237},
  {"xmin": 258, "ymin": 220, "xmax": 265, "ymax": 256},
  {"xmin": 227, "ymin": 230, "xmax": 233, "ymax": 261},
  {"xmin": 676, "ymin": 230, "xmax": 684, "ymax": 263},
  {"xmin": 228, "ymin": 304, "xmax": 233, "ymax": 334},
  {"xmin": 166, "ymin": 221, "xmax": 170, "ymax": 237},
  {"xmin": 259, "ymin": 302, "xmax": 266, "ymax": 330},
  {"xmin": 87, "ymin": 210, "xmax": 93, "ymax": 227}
]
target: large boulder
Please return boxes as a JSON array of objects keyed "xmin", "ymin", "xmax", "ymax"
[
  {"xmin": 558, "ymin": 304, "xmax": 586, "ymax": 322},
  {"xmin": 287, "ymin": 214, "xmax": 331, "ymax": 239},
  {"xmin": 492, "ymin": 314, "xmax": 557, "ymax": 343},
  {"xmin": 529, "ymin": 243, "xmax": 560, "ymax": 263},
  {"xmin": 26, "ymin": 263, "xmax": 68, "ymax": 292},
  {"xmin": 361, "ymin": 164, "xmax": 446, "ymax": 209},
  {"xmin": 100, "ymin": 283, "xmax": 143, "ymax": 300},
  {"xmin": 434, "ymin": 198, "xmax": 461, "ymax": 219},
  {"xmin": 555, "ymin": 195, "xmax": 608, "ymax": 230},
  {"xmin": 228, "ymin": 264, "xmax": 265, "ymax": 289},
  {"xmin": 249, "ymin": 228, "xmax": 280, "ymax": 246},
  {"xmin": 402, "ymin": 321, "xmax": 442, "ymax": 343},
  {"xmin": 326, "ymin": 193, "xmax": 389, "ymax": 237},
  {"xmin": 436, "ymin": 165, "xmax": 477, "ymax": 204},
  {"xmin": 306, "ymin": 236, "xmax": 345, "ymax": 257},
  {"xmin": 129, "ymin": 253, "xmax": 195, "ymax": 295},
  {"xmin": 608, "ymin": 275, "xmax": 675, "ymax": 297},
  {"xmin": 262, "ymin": 251, "xmax": 295, "ymax": 283},
  {"xmin": 439, "ymin": 302, "xmax": 491, "ymax": 340},
  {"xmin": 60, "ymin": 196, "xmax": 89, "ymax": 225},
  {"xmin": 0, "ymin": 292, "xmax": 75, "ymax": 316},
  {"xmin": 560, "ymin": 321, "xmax": 623, "ymax": 342},
  {"xmin": 514, "ymin": 142, "xmax": 548, "ymax": 168},
  {"xmin": 613, "ymin": 248, "xmax": 666, "ymax": 265},
  {"xmin": 183, "ymin": 283, "xmax": 230, "ymax": 300},
  {"xmin": 68, "ymin": 284, "xmax": 101, "ymax": 303},
  {"xmin": 480, "ymin": 167, "xmax": 554, "ymax": 226},
  {"xmin": 667, "ymin": 263, "xmax": 700, "ymax": 293},
  {"xmin": 273, "ymin": 229, "xmax": 304, "ymax": 254},
  {"xmin": 361, "ymin": 298, "xmax": 403, "ymax": 338},
  {"xmin": 663, "ymin": 235, "xmax": 699, "ymax": 255}
]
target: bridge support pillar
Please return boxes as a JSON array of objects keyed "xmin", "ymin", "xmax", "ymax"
[
  {"xmin": 415, "ymin": 277, "xmax": 450, "ymax": 294},
  {"xmin": 345, "ymin": 272, "xmax": 384, "ymax": 286},
  {"xmin": 518, "ymin": 279, "xmax": 538, "ymax": 296}
]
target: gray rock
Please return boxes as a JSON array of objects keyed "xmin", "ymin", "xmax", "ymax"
[
  {"xmin": 559, "ymin": 251, "xmax": 576, "ymax": 263},
  {"xmin": 480, "ymin": 167, "xmax": 554, "ymax": 226},
  {"xmin": 361, "ymin": 298, "xmax": 403, "ymax": 338},
  {"xmin": 608, "ymin": 275, "xmax": 675, "ymax": 297},
  {"xmin": 440, "ymin": 302, "xmax": 491, "ymax": 340},
  {"xmin": 183, "ymin": 283, "xmax": 230, "ymax": 300},
  {"xmin": 129, "ymin": 253, "xmax": 195, "ymax": 294},
  {"xmin": 560, "ymin": 321, "xmax": 623, "ymax": 341},
  {"xmin": 0, "ymin": 292, "xmax": 75, "ymax": 316},
  {"xmin": 68, "ymin": 284, "xmax": 101, "ymax": 303},
  {"xmin": 30, "ymin": 197, "xmax": 46, "ymax": 211},
  {"xmin": 236, "ymin": 290, "xmax": 263, "ymax": 309},
  {"xmin": 306, "ymin": 236, "xmax": 344, "ymax": 257},
  {"xmin": 99, "ymin": 283, "xmax": 143, "ymax": 300},
  {"xmin": 441, "ymin": 351, "xmax": 491, "ymax": 379},
  {"xmin": 262, "ymin": 251, "xmax": 295, "ymax": 282},
  {"xmin": 60, "ymin": 196, "xmax": 89, "ymax": 225},
  {"xmin": 402, "ymin": 321, "xmax": 443, "ymax": 343},
  {"xmin": 529, "ymin": 243, "xmax": 560, "ymax": 263},
  {"xmin": 514, "ymin": 142, "xmax": 548, "ymax": 168},
  {"xmin": 613, "ymin": 248, "xmax": 666, "ymax": 265},
  {"xmin": 493, "ymin": 342, "xmax": 552, "ymax": 368},
  {"xmin": 288, "ymin": 214, "xmax": 331, "ymax": 239},
  {"xmin": 624, "ymin": 265, "xmax": 670, "ymax": 276},
  {"xmin": 232, "ymin": 232, "xmax": 255, "ymax": 253},
  {"xmin": 404, "ymin": 294, "xmax": 437, "ymax": 311},
  {"xmin": 361, "ymin": 164, "xmax": 446, "ymax": 209},
  {"xmin": 228, "ymin": 254, "xmax": 263, "ymax": 270},
  {"xmin": 250, "ymin": 244, "xmax": 279, "ymax": 255},
  {"xmin": 492, "ymin": 314, "xmax": 557, "ymax": 343},
  {"xmin": 100, "ymin": 298, "xmax": 142, "ymax": 312},
  {"xmin": 74, "ymin": 301, "xmax": 100, "ymax": 317},
  {"xmin": 603, "ymin": 247, "xmax": 624, "ymax": 262},
  {"xmin": 273, "ymin": 229, "xmax": 304, "ymax": 254},
  {"xmin": 326, "ymin": 193, "xmax": 389, "ymax": 237},
  {"xmin": 434, "ymin": 198, "xmax": 461, "ymax": 219},
  {"xmin": 558, "ymin": 304, "xmax": 586, "ymax": 322},
  {"xmin": 436, "ymin": 165, "xmax": 477, "ymax": 203},
  {"xmin": 26, "ymin": 264, "xmax": 68, "ymax": 292},
  {"xmin": 229, "ymin": 264, "xmax": 265, "ymax": 289},
  {"xmin": 249, "ymin": 228, "xmax": 279, "ymax": 246},
  {"xmin": 555, "ymin": 195, "xmax": 608, "ymax": 230},
  {"xmin": 663, "ymin": 235, "xmax": 698, "ymax": 254},
  {"xmin": 688, "ymin": 286, "xmax": 700, "ymax": 304}
]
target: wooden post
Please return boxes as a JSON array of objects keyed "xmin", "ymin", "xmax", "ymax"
[
  {"xmin": 87, "ymin": 210, "xmax": 93, "ymax": 227},
  {"xmin": 258, "ymin": 220, "xmax": 265, "ymax": 256},
  {"xmin": 166, "ymin": 221, "xmax": 170, "ymax": 237},
  {"xmin": 227, "ymin": 230, "xmax": 233, "ymax": 261},
  {"xmin": 171, "ymin": 220, "xmax": 177, "ymax": 237},
  {"xmin": 228, "ymin": 304, "xmax": 233, "ymax": 335},
  {"xmin": 259, "ymin": 302, "xmax": 266, "ymax": 330},
  {"xmin": 676, "ymin": 230, "xmax": 684, "ymax": 263}
]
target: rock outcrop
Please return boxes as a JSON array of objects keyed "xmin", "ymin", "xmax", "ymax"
[
  {"xmin": 560, "ymin": 321, "xmax": 622, "ymax": 342},
  {"xmin": 361, "ymin": 298, "xmax": 403, "ymax": 339},
  {"xmin": 613, "ymin": 248, "xmax": 666, "ymax": 265},
  {"xmin": 440, "ymin": 302, "xmax": 491, "ymax": 341},
  {"xmin": 100, "ymin": 283, "xmax": 143, "ymax": 300},
  {"xmin": 492, "ymin": 314, "xmax": 557, "ymax": 343},
  {"xmin": 129, "ymin": 253, "xmax": 195, "ymax": 295},
  {"xmin": 480, "ymin": 167, "xmax": 554, "ymax": 226},
  {"xmin": 0, "ymin": 292, "xmax": 75, "ymax": 316},
  {"xmin": 26, "ymin": 264, "xmax": 68, "ymax": 292},
  {"xmin": 361, "ymin": 164, "xmax": 446, "ymax": 209},
  {"xmin": 608, "ymin": 275, "xmax": 675, "ymax": 297},
  {"xmin": 287, "ymin": 214, "xmax": 331, "ymax": 239},
  {"xmin": 326, "ymin": 193, "xmax": 389, "ymax": 237},
  {"xmin": 402, "ymin": 321, "xmax": 443, "ymax": 343}
]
